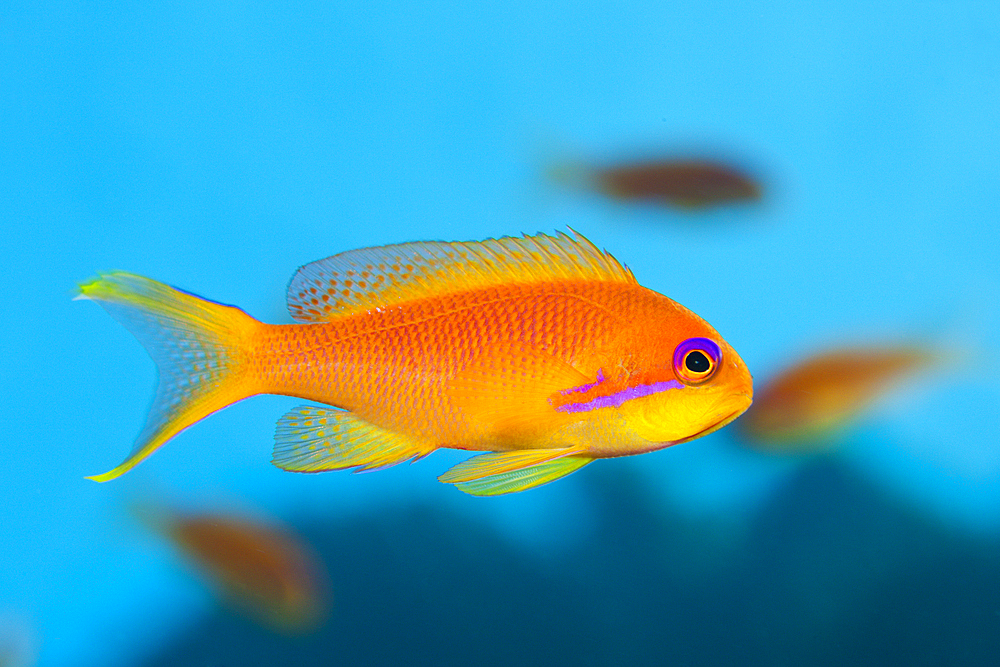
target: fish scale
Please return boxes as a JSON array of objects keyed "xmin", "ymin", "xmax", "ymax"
[{"xmin": 254, "ymin": 282, "xmax": 664, "ymax": 446}]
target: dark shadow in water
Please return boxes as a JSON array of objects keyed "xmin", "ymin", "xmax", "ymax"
[{"xmin": 141, "ymin": 458, "xmax": 1000, "ymax": 667}]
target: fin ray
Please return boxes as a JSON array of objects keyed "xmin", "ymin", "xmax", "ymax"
[
  {"xmin": 439, "ymin": 449, "xmax": 592, "ymax": 496},
  {"xmin": 286, "ymin": 230, "xmax": 634, "ymax": 322},
  {"xmin": 76, "ymin": 272, "xmax": 258, "ymax": 481},
  {"xmin": 273, "ymin": 406, "xmax": 433, "ymax": 473}
]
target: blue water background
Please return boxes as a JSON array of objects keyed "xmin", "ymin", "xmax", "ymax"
[{"xmin": 3, "ymin": 2, "xmax": 999, "ymax": 665}]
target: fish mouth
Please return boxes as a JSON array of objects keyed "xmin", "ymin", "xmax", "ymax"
[
  {"xmin": 674, "ymin": 392, "xmax": 752, "ymax": 445},
  {"xmin": 672, "ymin": 410, "xmax": 740, "ymax": 445}
]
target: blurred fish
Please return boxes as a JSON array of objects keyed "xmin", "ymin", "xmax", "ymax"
[
  {"xmin": 133, "ymin": 503, "xmax": 328, "ymax": 634},
  {"xmin": 737, "ymin": 346, "xmax": 937, "ymax": 450},
  {"xmin": 551, "ymin": 158, "xmax": 762, "ymax": 209},
  {"xmin": 0, "ymin": 610, "xmax": 37, "ymax": 667},
  {"xmin": 77, "ymin": 231, "xmax": 752, "ymax": 495}
]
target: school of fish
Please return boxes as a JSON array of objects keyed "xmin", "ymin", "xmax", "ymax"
[{"xmin": 77, "ymin": 231, "xmax": 753, "ymax": 495}]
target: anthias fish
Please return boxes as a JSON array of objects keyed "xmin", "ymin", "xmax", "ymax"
[
  {"xmin": 738, "ymin": 346, "xmax": 935, "ymax": 448},
  {"xmin": 552, "ymin": 159, "xmax": 762, "ymax": 209},
  {"xmin": 78, "ymin": 231, "xmax": 753, "ymax": 495},
  {"xmin": 133, "ymin": 503, "xmax": 328, "ymax": 633}
]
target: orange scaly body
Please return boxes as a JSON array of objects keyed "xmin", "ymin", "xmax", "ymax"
[
  {"xmin": 78, "ymin": 231, "xmax": 752, "ymax": 495},
  {"xmin": 254, "ymin": 282, "xmax": 709, "ymax": 454}
]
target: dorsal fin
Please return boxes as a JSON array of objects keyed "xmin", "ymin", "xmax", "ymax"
[{"xmin": 286, "ymin": 230, "xmax": 635, "ymax": 323}]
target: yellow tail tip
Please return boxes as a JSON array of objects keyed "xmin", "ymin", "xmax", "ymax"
[
  {"xmin": 85, "ymin": 468, "xmax": 126, "ymax": 483},
  {"xmin": 85, "ymin": 450, "xmax": 148, "ymax": 483},
  {"xmin": 73, "ymin": 278, "xmax": 101, "ymax": 301},
  {"xmin": 73, "ymin": 271, "xmax": 141, "ymax": 302}
]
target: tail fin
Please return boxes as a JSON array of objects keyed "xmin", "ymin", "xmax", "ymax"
[{"xmin": 76, "ymin": 272, "xmax": 261, "ymax": 481}]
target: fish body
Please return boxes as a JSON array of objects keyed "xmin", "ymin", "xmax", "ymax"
[
  {"xmin": 738, "ymin": 346, "xmax": 935, "ymax": 449},
  {"xmin": 551, "ymin": 159, "xmax": 762, "ymax": 209},
  {"xmin": 78, "ymin": 231, "xmax": 752, "ymax": 494},
  {"xmin": 133, "ymin": 503, "xmax": 328, "ymax": 633},
  {"xmin": 597, "ymin": 160, "xmax": 762, "ymax": 208}
]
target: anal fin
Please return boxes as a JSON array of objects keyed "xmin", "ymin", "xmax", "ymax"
[
  {"xmin": 438, "ymin": 448, "xmax": 593, "ymax": 496},
  {"xmin": 273, "ymin": 406, "xmax": 433, "ymax": 473}
]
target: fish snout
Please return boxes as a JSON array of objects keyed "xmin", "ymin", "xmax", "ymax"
[{"xmin": 707, "ymin": 385, "xmax": 754, "ymax": 433}]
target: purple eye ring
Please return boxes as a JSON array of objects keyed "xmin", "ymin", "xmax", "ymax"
[{"xmin": 673, "ymin": 337, "xmax": 722, "ymax": 385}]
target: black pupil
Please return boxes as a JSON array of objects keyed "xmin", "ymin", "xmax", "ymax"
[{"xmin": 685, "ymin": 350, "xmax": 711, "ymax": 373}]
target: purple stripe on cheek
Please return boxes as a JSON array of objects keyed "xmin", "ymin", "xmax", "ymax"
[
  {"xmin": 555, "ymin": 379, "xmax": 684, "ymax": 413},
  {"xmin": 561, "ymin": 368, "xmax": 607, "ymax": 395}
]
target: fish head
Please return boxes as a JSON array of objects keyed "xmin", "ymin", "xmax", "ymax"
[{"xmin": 616, "ymin": 328, "xmax": 753, "ymax": 447}]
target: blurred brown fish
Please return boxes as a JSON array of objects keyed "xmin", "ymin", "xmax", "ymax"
[
  {"xmin": 0, "ymin": 610, "xmax": 37, "ymax": 667},
  {"xmin": 737, "ymin": 346, "xmax": 937, "ymax": 451},
  {"xmin": 551, "ymin": 158, "xmax": 762, "ymax": 209},
  {"xmin": 135, "ymin": 504, "xmax": 329, "ymax": 633}
]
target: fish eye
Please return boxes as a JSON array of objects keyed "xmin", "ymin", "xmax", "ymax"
[{"xmin": 673, "ymin": 338, "xmax": 722, "ymax": 385}]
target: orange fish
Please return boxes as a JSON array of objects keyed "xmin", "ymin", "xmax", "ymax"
[
  {"xmin": 134, "ymin": 504, "xmax": 328, "ymax": 633},
  {"xmin": 77, "ymin": 231, "xmax": 753, "ymax": 495},
  {"xmin": 737, "ymin": 346, "xmax": 937, "ymax": 449},
  {"xmin": 553, "ymin": 159, "xmax": 762, "ymax": 208}
]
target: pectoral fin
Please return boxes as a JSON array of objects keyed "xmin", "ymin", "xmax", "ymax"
[
  {"xmin": 438, "ymin": 448, "xmax": 593, "ymax": 496},
  {"xmin": 273, "ymin": 406, "xmax": 433, "ymax": 473}
]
